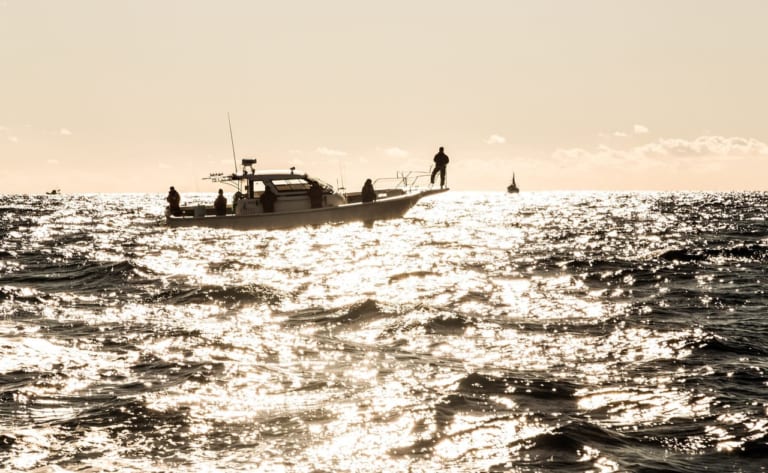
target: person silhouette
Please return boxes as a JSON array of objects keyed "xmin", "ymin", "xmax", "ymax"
[
  {"xmin": 260, "ymin": 186, "xmax": 277, "ymax": 213},
  {"xmin": 166, "ymin": 186, "xmax": 182, "ymax": 216},
  {"xmin": 361, "ymin": 178, "xmax": 376, "ymax": 203},
  {"xmin": 232, "ymin": 190, "xmax": 243, "ymax": 212},
  {"xmin": 214, "ymin": 188, "xmax": 227, "ymax": 216},
  {"xmin": 308, "ymin": 181, "xmax": 323, "ymax": 208},
  {"xmin": 430, "ymin": 146, "xmax": 449, "ymax": 189}
]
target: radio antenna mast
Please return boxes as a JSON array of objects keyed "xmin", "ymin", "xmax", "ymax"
[
  {"xmin": 227, "ymin": 112, "xmax": 243, "ymax": 193},
  {"xmin": 228, "ymin": 112, "xmax": 238, "ymax": 174}
]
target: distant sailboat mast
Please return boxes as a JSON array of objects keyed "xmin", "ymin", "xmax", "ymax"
[{"xmin": 507, "ymin": 173, "xmax": 519, "ymax": 193}]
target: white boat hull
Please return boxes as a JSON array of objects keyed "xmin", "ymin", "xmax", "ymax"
[{"xmin": 166, "ymin": 188, "xmax": 447, "ymax": 230}]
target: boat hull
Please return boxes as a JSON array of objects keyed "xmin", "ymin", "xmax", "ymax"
[{"xmin": 166, "ymin": 188, "xmax": 447, "ymax": 230}]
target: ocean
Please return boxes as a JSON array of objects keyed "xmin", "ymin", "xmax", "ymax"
[{"xmin": 1, "ymin": 191, "xmax": 768, "ymax": 472}]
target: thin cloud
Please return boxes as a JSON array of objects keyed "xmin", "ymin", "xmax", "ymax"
[
  {"xmin": 638, "ymin": 136, "xmax": 768, "ymax": 157},
  {"xmin": 485, "ymin": 134, "xmax": 506, "ymax": 145},
  {"xmin": 316, "ymin": 147, "xmax": 347, "ymax": 157},
  {"xmin": 608, "ymin": 124, "xmax": 650, "ymax": 138},
  {"xmin": 59, "ymin": 128, "xmax": 72, "ymax": 136},
  {"xmin": 555, "ymin": 135, "xmax": 768, "ymax": 162},
  {"xmin": 0, "ymin": 126, "xmax": 17, "ymax": 143},
  {"xmin": 383, "ymin": 147, "xmax": 408, "ymax": 158},
  {"xmin": 47, "ymin": 159, "xmax": 60, "ymax": 165}
]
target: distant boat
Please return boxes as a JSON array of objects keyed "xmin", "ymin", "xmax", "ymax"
[
  {"xmin": 507, "ymin": 174, "xmax": 519, "ymax": 193},
  {"xmin": 46, "ymin": 189, "xmax": 61, "ymax": 195}
]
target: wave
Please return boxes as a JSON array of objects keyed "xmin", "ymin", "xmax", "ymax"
[
  {"xmin": 387, "ymin": 270, "xmax": 436, "ymax": 283},
  {"xmin": 57, "ymin": 397, "xmax": 192, "ymax": 454},
  {"xmin": 154, "ymin": 282, "xmax": 284, "ymax": 306},
  {"xmin": 0, "ymin": 259, "xmax": 159, "ymax": 291},
  {"xmin": 457, "ymin": 372, "xmax": 578, "ymax": 400},
  {"xmin": 282, "ymin": 300, "xmax": 476, "ymax": 344},
  {"xmin": 287, "ymin": 298, "xmax": 391, "ymax": 326},
  {"xmin": 0, "ymin": 370, "xmax": 50, "ymax": 393},
  {"xmin": 519, "ymin": 421, "xmax": 633, "ymax": 452},
  {"xmin": 0, "ymin": 286, "xmax": 50, "ymax": 302},
  {"xmin": 509, "ymin": 421, "xmax": 726, "ymax": 473},
  {"xmin": 130, "ymin": 353, "xmax": 225, "ymax": 386},
  {"xmin": 690, "ymin": 334, "xmax": 768, "ymax": 357},
  {"xmin": 659, "ymin": 243, "xmax": 768, "ymax": 263}
]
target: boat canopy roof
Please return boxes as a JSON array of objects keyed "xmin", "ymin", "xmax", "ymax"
[{"xmin": 212, "ymin": 168, "xmax": 335, "ymax": 192}]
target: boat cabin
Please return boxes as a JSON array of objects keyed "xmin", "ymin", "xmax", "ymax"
[{"xmin": 229, "ymin": 167, "xmax": 346, "ymax": 215}]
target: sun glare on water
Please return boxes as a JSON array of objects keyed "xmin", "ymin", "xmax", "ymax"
[{"xmin": 3, "ymin": 191, "xmax": 767, "ymax": 470}]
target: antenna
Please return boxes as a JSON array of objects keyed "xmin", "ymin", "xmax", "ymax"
[
  {"xmin": 337, "ymin": 159, "xmax": 346, "ymax": 195},
  {"xmin": 228, "ymin": 112, "xmax": 237, "ymax": 174}
]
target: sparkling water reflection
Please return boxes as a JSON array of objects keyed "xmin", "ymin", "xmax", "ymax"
[{"xmin": 2, "ymin": 191, "xmax": 768, "ymax": 471}]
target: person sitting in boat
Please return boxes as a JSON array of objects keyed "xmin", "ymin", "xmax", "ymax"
[
  {"xmin": 167, "ymin": 186, "xmax": 182, "ymax": 216},
  {"xmin": 260, "ymin": 185, "xmax": 277, "ymax": 213},
  {"xmin": 308, "ymin": 181, "xmax": 323, "ymax": 208},
  {"xmin": 214, "ymin": 188, "xmax": 227, "ymax": 216},
  {"xmin": 232, "ymin": 190, "xmax": 243, "ymax": 212},
  {"xmin": 361, "ymin": 178, "xmax": 376, "ymax": 203}
]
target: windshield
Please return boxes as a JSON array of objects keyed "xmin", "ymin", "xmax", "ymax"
[
  {"xmin": 271, "ymin": 177, "xmax": 335, "ymax": 193},
  {"xmin": 271, "ymin": 178, "xmax": 311, "ymax": 192},
  {"xmin": 312, "ymin": 178, "xmax": 335, "ymax": 192}
]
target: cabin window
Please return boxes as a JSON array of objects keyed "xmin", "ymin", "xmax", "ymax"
[
  {"xmin": 272, "ymin": 178, "xmax": 310, "ymax": 192},
  {"xmin": 251, "ymin": 181, "xmax": 266, "ymax": 193},
  {"xmin": 247, "ymin": 180, "xmax": 266, "ymax": 199}
]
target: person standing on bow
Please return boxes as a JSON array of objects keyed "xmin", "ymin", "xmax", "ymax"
[{"xmin": 430, "ymin": 146, "xmax": 449, "ymax": 189}]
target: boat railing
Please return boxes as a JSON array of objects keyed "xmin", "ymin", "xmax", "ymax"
[{"xmin": 373, "ymin": 171, "xmax": 432, "ymax": 193}]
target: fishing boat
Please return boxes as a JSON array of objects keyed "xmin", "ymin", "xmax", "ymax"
[
  {"xmin": 165, "ymin": 159, "xmax": 447, "ymax": 230},
  {"xmin": 507, "ymin": 174, "xmax": 519, "ymax": 193}
]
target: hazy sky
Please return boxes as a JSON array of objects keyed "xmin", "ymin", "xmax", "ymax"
[{"xmin": 2, "ymin": 0, "xmax": 767, "ymax": 193}]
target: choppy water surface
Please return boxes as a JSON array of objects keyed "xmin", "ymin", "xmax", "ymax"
[{"xmin": 2, "ymin": 191, "xmax": 768, "ymax": 472}]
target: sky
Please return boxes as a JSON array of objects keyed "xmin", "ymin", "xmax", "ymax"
[{"xmin": 1, "ymin": 0, "xmax": 767, "ymax": 193}]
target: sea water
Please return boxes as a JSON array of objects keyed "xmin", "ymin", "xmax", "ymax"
[{"xmin": 1, "ymin": 191, "xmax": 768, "ymax": 472}]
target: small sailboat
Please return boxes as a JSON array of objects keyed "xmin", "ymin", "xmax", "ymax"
[{"xmin": 507, "ymin": 174, "xmax": 519, "ymax": 193}]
